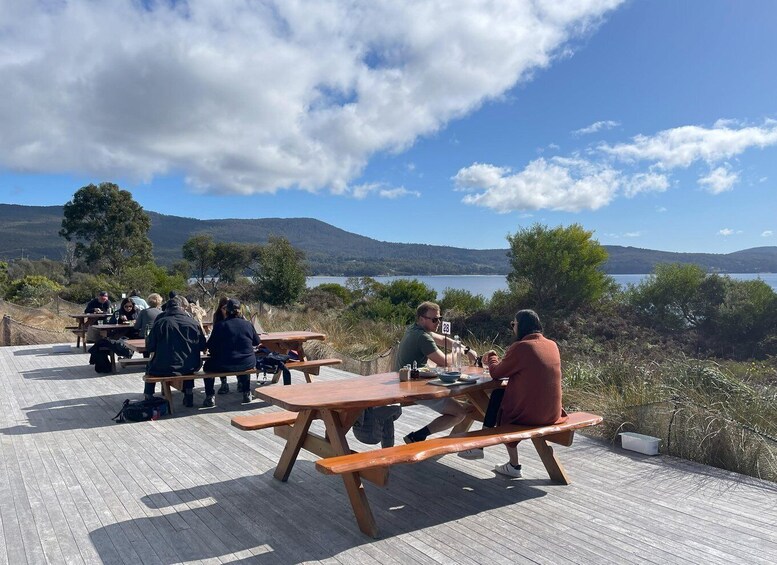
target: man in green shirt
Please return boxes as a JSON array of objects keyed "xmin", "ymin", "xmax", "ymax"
[{"xmin": 396, "ymin": 301, "xmax": 478, "ymax": 444}]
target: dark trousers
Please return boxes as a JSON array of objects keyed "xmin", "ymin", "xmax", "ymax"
[
  {"xmin": 483, "ymin": 388, "xmax": 505, "ymax": 428},
  {"xmin": 144, "ymin": 378, "xmax": 194, "ymax": 396}
]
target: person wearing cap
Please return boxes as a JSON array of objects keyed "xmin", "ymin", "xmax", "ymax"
[
  {"xmin": 395, "ymin": 301, "xmax": 478, "ymax": 444},
  {"xmin": 203, "ymin": 298, "xmax": 261, "ymax": 405},
  {"xmin": 85, "ymin": 291, "xmax": 111, "ymax": 314},
  {"xmin": 144, "ymin": 296, "xmax": 207, "ymax": 407}
]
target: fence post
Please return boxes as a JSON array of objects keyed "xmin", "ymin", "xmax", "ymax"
[{"xmin": 1, "ymin": 315, "xmax": 11, "ymax": 346}]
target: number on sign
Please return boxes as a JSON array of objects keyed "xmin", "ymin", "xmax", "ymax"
[{"xmin": 441, "ymin": 321, "xmax": 451, "ymax": 335}]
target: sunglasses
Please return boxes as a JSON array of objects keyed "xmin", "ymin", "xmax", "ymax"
[{"xmin": 422, "ymin": 315, "xmax": 442, "ymax": 323}]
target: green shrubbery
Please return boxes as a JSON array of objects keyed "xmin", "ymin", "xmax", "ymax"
[{"xmin": 4, "ymin": 275, "xmax": 63, "ymax": 307}]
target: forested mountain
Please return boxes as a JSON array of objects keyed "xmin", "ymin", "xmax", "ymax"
[{"xmin": 1, "ymin": 203, "xmax": 777, "ymax": 275}]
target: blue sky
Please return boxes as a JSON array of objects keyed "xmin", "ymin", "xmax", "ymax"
[{"xmin": 1, "ymin": 0, "xmax": 776, "ymax": 254}]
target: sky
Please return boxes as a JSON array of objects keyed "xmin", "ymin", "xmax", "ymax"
[{"xmin": 1, "ymin": 0, "xmax": 776, "ymax": 254}]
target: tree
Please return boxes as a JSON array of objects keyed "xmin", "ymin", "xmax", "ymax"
[
  {"xmin": 506, "ymin": 223, "xmax": 611, "ymax": 316},
  {"xmin": 627, "ymin": 263, "xmax": 720, "ymax": 332},
  {"xmin": 252, "ymin": 236, "xmax": 307, "ymax": 306},
  {"xmin": 182, "ymin": 234, "xmax": 215, "ymax": 285},
  {"xmin": 59, "ymin": 183, "xmax": 152, "ymax": 277}
]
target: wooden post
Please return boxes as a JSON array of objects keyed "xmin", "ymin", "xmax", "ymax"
[{"xmin": 2, "ymin": 315, "xmax": 11, "ymax": 346}]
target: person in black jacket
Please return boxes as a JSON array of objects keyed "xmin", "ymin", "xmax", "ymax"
[
  {"xmin": 204, "ymin": 298, "xmax": 260, "ymax": 405},
  {"xmin": 85, "ymin": 290, "xmax": 111, "ymax": 314},
  {"xmin": 144, "ymin": 296, "xmax": 207, "ymax": 407}
]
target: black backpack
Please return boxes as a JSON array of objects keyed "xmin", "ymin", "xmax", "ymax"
[
  {"xmin": 112, "ymin": 397, "xmax": 170, "ymax": 423},
  {"xmin": 256, "ymin": 349, "xmax": 292, "ymax": 385}
]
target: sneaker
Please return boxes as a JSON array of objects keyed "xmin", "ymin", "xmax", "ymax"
[
  {"xmin": 403, "ymin": 433, "xmax": 418, "ymax": 444},
  {"xmin": 183, "ymin": 393, "xmax": 194, "ymax": 408},
  {"xmin": 458, "ymin": 448, "xmax": 484, "ymax": 460},
  {"xmin": 202, "ymin": 396, "xmax": 215, "ymax": 408},
  {"xmin": 494, "ymin": 462, "xmax": 522, "ymax": 478},
  {"xmin": 242, "ymin": 392, "xmax": 253, "ymax": 404},
  {"xmin": 217, "ymin": 382, "xmax": 229, "ymax": 395}
]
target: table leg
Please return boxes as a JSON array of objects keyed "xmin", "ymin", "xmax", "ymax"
[
  {"xmin": 320, "ymin": 409, "xmax": 379, "ymax": 538},
  {"xmin": 531, "ymin": 437, "xmax": 571, "ymax": 485},
  {"xmin": 274, "ymin": 409, "xmax": 315, "ymax": 482},
  {"xmin": 451, "ymin": 389, "xmax": 492, "ymax": 434}
]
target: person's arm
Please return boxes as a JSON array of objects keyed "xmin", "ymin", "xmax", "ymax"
[
  {"xmin": 487, "ymin": 343, "xmax": 520, "ymax": 379},
  {"xmin": 427, "ymin": 331, "xmax": 478, "ymax": 364}
]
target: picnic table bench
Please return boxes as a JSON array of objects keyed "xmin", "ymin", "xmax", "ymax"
[{"xmin": 237, "ymin": 369, "xmax": 603, "ymax": 537}]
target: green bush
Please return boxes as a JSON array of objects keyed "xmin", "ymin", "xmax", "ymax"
[
  {"xmin": 439, "ymin": 287, "xmax": 487, "ymax": 317},
  {"xmin": 4, "ymin": 275, "xmax": 64, "ymax": 307},
  {"xmin": 314, "ymin": 283, "xmax": 352, "ymax": 304},
  {"xmin": 506, "ymin": 223, "xmax": 611, "ymax": 316},
  {"xmin": 58, "ymin": 273, "xmax": 120, "ymax": 304},
  {"xmin": 120, "ymin": 262, "xmax": 188, "ymax": 300}
]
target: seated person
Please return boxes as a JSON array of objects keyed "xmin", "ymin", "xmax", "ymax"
[
  {"xmin": 211, "ymin": 296, "xmax": 230, "ymax": 394},
  {"xmin": 395, "ymin": 301, "xmax": 478, "ymax": 444},
  {"xmin": 461, "ymin": 309, "xmax": 566, "ymax": 478},
  {"xmin": 85, "ymin": 290, "xmax": 111, "ymax": 314},
  {"xmin": 144, "ymin": 296, "xmax": 207, "ymax": 407},
  {"xmin": 110, "ymin": 297, "xmax": 139, "ymax": 324},
  {"xmin": 134, "ymin": 293, "xmax": 163, "ymax": 354},
  {"xmin": 203, "ymin": 298, "xmax": 260, "ymax": 406},
  {"xmin": 127, "ymin": 289, "xmax": 149, "ymax": 310},
  {"xmin": 353, "ymin": 406, "xmax": 402, "ymax": 448}
]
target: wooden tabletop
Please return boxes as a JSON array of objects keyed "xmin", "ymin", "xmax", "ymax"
[
  {"xmin": 259, "ymin": 331, "xmax": 325, "ymax": 343},
  {"xmin": 69, "ymin": 313, "xmax": 109, "ymax": 319},
  {"xmin": 256, "ymin": 367, "xmax": 496, "ymax": 411},
  {"xmin": 124, "ymin": 330, "xmax": 326, "ymax": 354}
]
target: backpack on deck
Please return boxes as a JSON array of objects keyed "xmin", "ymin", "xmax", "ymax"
[
  {"xmin": 255, "ymin": 346, "xmax": 292, "ymax": 385},
  {"xmin": 112, "ymin": 397, "xmax": 170, "ymax": 423}
]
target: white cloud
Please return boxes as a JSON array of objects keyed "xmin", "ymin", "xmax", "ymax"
[
  {"xmin": 698, "ymin": 166, "xmax": 739, "ymax": 194},
  {"xmin": 599, "ymin": 120, "xmax": 777, "ymax": 169},
  {"xmin": 379, "ymin": 187, "xmax": 420, "ymax": 199},
  {"xmin": 622, "ymin": 172, "xmax": 669, "ymax": 197},
  {"xmin": 572, "ymin": 120, "xmax": 620, "ymax": 136},
  {"xmin": 656, "ymin": 206, "xmax": 667, "ymax": 212},
  {"xmin": 624, "ymin": 231, "xmax": 642, "ymax": 238},
  {"xmin": 454, "ymin": 157, "xmax": 620, "ymax": 212},
  {"xmin": 718, "ymin": 228, "xmax": 734, "ymax": 236},
  {"xmin": 762, "ymin": 230, "xmax": 773, "ymax": 237},
  {"xmin": 349, "ymin": 182, "xmax": 419, "ymax": 199},
  {"xmin": 0, "ymin": 0, "xmax": 625, "ymax": 195}
]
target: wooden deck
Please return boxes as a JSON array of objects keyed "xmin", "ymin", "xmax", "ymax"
[{"xmin": 1, "ymin": 343, "xmax": 776, "ymax": 565}]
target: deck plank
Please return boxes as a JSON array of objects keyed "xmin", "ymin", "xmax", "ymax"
[{"xmin": 1, "ymin": 343, "xmax": 776, "ymax": 564}]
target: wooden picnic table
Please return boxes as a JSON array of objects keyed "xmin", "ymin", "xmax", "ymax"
[
  {"xmin": 123, "ymin": 331, "xmax": 337, "ymax": 400},
  {"xmin": 125, "ymin": 330, "xmax": 325, "ymax": 358},
  {"xmin": 67, "ymin": 313, "xmax": 110, "ymax": 351},
  {"xmin": 252, "ymin": 368, "xmax": 498, "ymax": 537}
]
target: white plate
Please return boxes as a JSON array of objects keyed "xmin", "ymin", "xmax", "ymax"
[{"xmin": 457, "ymin": 375, "xmax": 479, "ymax": 384}]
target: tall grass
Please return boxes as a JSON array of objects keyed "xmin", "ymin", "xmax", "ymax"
[{"xmin": 564, "ymin": 352, "xmax": 777, "ymax": 482}]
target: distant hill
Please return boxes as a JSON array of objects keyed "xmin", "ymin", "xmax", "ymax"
[{"xmin": 1, "ymin": 203, "xmax": 777, "ymax": 275}]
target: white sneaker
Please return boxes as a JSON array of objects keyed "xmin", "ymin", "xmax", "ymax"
[
  {"xmin": 457, "ymin": 448, "xmax": 484, "ymax": 460},
  {"xmin": 494, "ymin": 462, "xmax": 522, "ymax": 478}
]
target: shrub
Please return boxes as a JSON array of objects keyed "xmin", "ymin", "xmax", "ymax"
[
  {"xmin": 506, "ymin": 223, "xmax": 611, "ymax": 316},
  {"xmin": 4, "ymin": 275, "xmax": 64, "ymax": 307},
  {"xmin": 439, "ymin": 287, "xmax": 486, "ymax": 317}
]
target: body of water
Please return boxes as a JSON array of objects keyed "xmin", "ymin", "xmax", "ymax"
[{"xmin": 308, "ymin": 273, "xmax": 777, "ymax": 298}]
